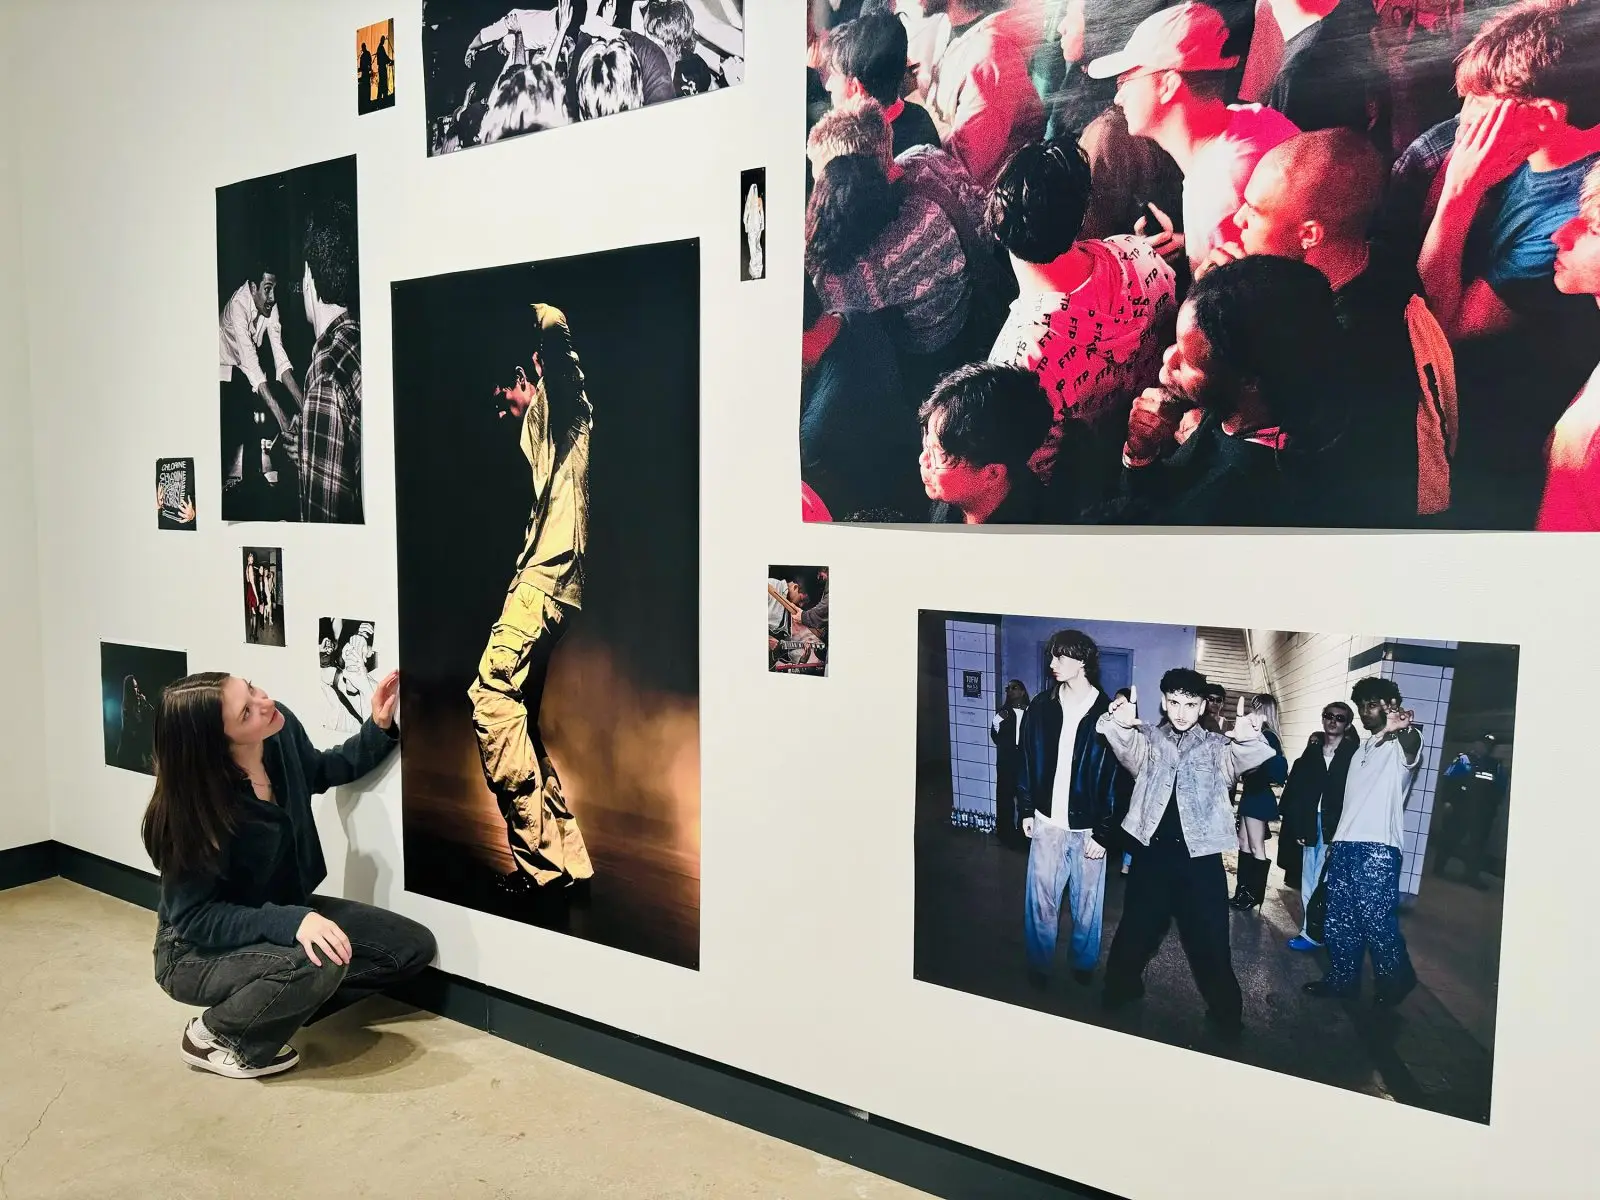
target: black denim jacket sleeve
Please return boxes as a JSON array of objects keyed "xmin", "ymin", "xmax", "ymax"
[{"xmin": 283, "ymin": 709, "xmax": 400, "ymax": 795}]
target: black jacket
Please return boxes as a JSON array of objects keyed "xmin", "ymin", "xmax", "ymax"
[
  {"xmin": 991, "ymin": 707, "xmax": 1025, "ymax": 784},
  {"xmin": 1108, "ymin": 413, "xmax": 1301, "ymax": 527},
  {"xmin": 1279, "ymin": 731, "xmax": 1358, "ymax": 846},
  {"xmin": 156, "ymin": 705, "xmax": 399, "ymax": 950},
  {"xmin": 1014, "ymin": 688, "xmax": 1132, "ymax": 845}
]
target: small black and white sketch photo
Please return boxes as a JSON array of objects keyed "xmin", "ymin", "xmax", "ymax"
[
  {"xmin": 156, "ymin": 457, "xmax": 196, "ymax": 530},
  {"xmin": 100, "ymin": 641, "xmax": 188, "ymax": 776},
  {"xmin": 422, "ymin": 0, "xmax": 745, "ymax": 157},
  {"xmin": 318, "ymin": 617, "xmax": 379, "ymax": 733},
  {"xmin": 217, "ymin": 155, "xmax": 363, "ymax": 525},
  {"xmin": 242, "ymin": 547, "xmax": 286, "ymax": 647},
  {"xmin": 740, "ymin": 167, "xmax": 765, "ymax": 282}
]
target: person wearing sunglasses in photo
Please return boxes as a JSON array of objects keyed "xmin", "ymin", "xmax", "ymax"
[{"xmin": 1277, "ymin": 699, "xmax": 1358, "ymax": 951}]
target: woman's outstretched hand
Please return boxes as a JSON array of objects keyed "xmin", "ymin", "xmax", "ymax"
[
  {"xmin": 371, "ymin": 670, "xmax": 400, "ymax": 730},
  {"xmin": 297, "ymin": 912, "xmax": 351, "ymax": 967}
]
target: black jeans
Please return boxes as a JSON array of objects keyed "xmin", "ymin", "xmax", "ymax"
[
  {"xmin": 1103, "ymin": 836, "xmax": 1243, "ymax": 1024},
  {"xmin": 154, "ymin": 897, "xmax": 436, "ymax": 1068}
]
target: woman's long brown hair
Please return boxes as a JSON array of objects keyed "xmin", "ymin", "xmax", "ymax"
[{"xmin": 139, "ymin": 672, "xmax": 248, "ymax": 880}]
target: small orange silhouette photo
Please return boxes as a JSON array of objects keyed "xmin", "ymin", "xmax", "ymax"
[{"xmin": 357, "ymin": 19, "xmax": 396, "ymax": 114}]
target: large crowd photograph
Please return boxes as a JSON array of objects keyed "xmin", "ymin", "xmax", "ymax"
[
  {"xmin": 422, "ymin": 0, "xmax": 745, "ymax": 156},
  {"xmin": 802, "ymin": 0, "xmax": 1600, "ymax": 530},
  {"xmin": 915, "ymin": 611, "xmax": 1516, "ymax": 1122},
  {"xmin": 392, "ymin": 239, "xmax": 701, "ymax": 970}
]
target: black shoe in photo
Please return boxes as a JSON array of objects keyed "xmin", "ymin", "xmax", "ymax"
[
  {"xmin": 1302, "ymin": 980, "xmax": 1355, "ymax": 999},
  {"xmin": 1374, "ymin": 973, "xmax": 1417, "ymax": 1008},
  {"xmin": 1101, "ymin": 978, "xmax": 1145, "ymax": 1012},
  {"xmin": 1205, "ymin": 1010, "xmax": 1244, "ymax": 1042}
]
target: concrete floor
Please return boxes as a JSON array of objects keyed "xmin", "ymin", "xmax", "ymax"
[{"xmin": 0, "ymin": 879, "xmax": 927, "ymax": 1200}]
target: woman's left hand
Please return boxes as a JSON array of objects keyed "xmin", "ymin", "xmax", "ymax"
[{"xmin": 371, "ymin": 670, "xmax": 401, "ymax": 730}]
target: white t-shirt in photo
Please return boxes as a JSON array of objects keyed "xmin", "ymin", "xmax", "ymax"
[
  {"xmin": 1182, "ymin": 104, "xmax": 1299, "ymax": 270},
  {"xmin": 1039, "ymin": 685, "xmax": 1099, "ymax": 830},
  {"xmin": 1332, "ymin": 734, "xmax": 1421, "ymax": 849}
]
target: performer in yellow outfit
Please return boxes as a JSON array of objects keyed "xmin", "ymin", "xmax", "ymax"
[{"xmin": 469, "ymin": 302, "xmax": 596, "ymax": 891}]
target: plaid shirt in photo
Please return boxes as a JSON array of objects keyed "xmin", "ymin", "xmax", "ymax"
[{"xmin": 296, "ymin": 312, "xmax": 363, "ymax": 523}]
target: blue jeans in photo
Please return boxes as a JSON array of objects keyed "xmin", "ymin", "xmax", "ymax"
[
  {"xmin": 1024, "ymin": 822, "xmax": 1106, "ymax": 973},
  {"xmin": 1299, "ymin": 811, "xmax": 1327, "ymax": 942}
]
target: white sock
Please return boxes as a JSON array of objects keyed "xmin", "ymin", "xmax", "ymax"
[{"xmin": 192, "ymin": 1016, "xmax": 217, "ymax": 1045}]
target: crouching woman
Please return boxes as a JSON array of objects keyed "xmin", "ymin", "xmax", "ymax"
[{"xmin": 141, "ymin": 671, "xmax": 436, "ymax": 1079}]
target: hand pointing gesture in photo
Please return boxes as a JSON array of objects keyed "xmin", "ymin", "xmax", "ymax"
[
  {"xmin": 1230, "ymin": 699, "xmax": 1263, "ymax": 740},
  {"xmin": 370, "ymin": 670, "xmax": 401, "ymax": 730},
  {"xmin": 1108, "ymin": 692, "xmax": 1138, "ymax": 728}
]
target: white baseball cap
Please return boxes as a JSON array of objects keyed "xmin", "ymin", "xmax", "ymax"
[{"xmin": 1085, "ymin": 3, "xmax": 1241, "ymax": 80}]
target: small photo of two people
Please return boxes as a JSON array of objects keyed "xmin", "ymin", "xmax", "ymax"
[{"xmin": 358, "ymin": 20, "xmax": 396, "ymax": 114}]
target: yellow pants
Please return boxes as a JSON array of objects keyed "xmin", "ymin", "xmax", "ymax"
[{"xmin": 468, "ymin": 579, "xmax": 594, "ymax": 886}]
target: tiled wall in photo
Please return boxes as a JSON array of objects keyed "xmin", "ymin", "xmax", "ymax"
[{"xmin": 945, "ymin": 618, "xmax": 996, "ymax": 831}]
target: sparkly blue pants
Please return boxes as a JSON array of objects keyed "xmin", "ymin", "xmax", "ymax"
[{"xmin": 1320, "ymin": 841, "xmax": 1416, "ymax": 997}]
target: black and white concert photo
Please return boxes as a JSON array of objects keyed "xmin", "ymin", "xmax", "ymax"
[
  {"xmin": 242, "ymin": 547, "xmax": 286, "ymax": 647},
  {"xmin": 100, "ymin": 641, "xmax": 188, "ymax": 776},
  {"xmin": 156, "ymin": 457, "xmax": 196, "ymax": 531},
  {"xmin": 741, "ymin": 167, "xmax": 766, "ymax": 281},
  {"xmin": 216, "ymin": 155, "xmax": 363, "ymax": 525},
  {"xmin": 422, "ymin": 0, "xmax": 745, "ymax": 156}
]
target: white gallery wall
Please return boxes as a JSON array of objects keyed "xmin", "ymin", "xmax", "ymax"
[
  {"xmin": 0, "ymin": 3, "xmax": 50, "ymax": 853},
  {"xmin": 4, "ymin": 1, "xmax": 1599, "ymax": 1196}
]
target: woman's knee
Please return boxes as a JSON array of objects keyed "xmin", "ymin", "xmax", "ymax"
[
  {"xmin": 290, "ymin": 950, "xmax": 351, "ymax": 997},
  {"xmin": 403, "ymin": 921, "xmax": 438, "ymax": 972}
]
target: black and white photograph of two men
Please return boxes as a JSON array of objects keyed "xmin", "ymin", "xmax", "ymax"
[{"xmin": 217, "ymin": 155, "xmax": 363, "ymax": 525}]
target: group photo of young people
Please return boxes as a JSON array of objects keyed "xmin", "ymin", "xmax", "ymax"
[{"xmin": 916, "ymin": 612, "xmax": 1517, "ymax": 1123}]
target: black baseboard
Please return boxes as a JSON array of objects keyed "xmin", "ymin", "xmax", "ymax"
[
  {"xmin": 16, "ymin": 841, "xmax": 1114, "ymax": 1200},
  {"xmin": 0, "ymin": 841, "xmax": 58, "ymax": 891}
]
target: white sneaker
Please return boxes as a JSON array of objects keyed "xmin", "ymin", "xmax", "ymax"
[{"xmin": 180, "ymin": 1018, "xmax": 299, "ymax": 1079}]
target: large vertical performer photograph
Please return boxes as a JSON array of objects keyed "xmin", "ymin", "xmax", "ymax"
[
  {"xmin": 393, "ymin": 239, "xmax": 701, "ymax": 970},
  {"xmin": 801, "ymin": 1, "xmax": 1600, "ymax": 530},
  {"xmin": 217, "ymin": 155, "xmax": 363, "ymax": 525},
  {"xmin": 422, "ymin": 0, "xmax": 745, "ymax": 157},
  {"xmin": 915, "ymin": 611, "xmax": 1517, "ymax": 1123}
]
